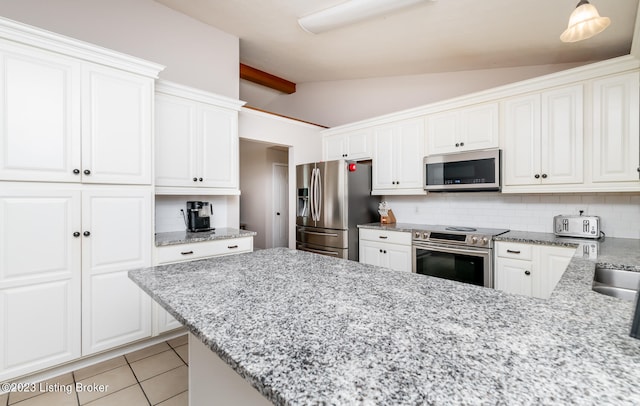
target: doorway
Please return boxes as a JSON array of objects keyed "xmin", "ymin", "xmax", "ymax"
[
  {"xmin": 239, "ymin": 139, "xmax": 289, "ymax": 249},
  {"xmin": 272, "ymin": 163, "xmax": 289, "ymax": 247}
]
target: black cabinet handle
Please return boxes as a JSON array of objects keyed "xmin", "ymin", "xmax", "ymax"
[
  {"xmin": 73, "ymin": 169, "xmax": 80, "ymax": 175},
  {"xmin": 228, "ymin": 245, "xmax": 239, "ymax": 249},
  {"xmin": 193, "ymin": 177, "xmax": 198, "ymax": 182},
  {"xmin": 83, "ymin": 169, "xmax": 91, "ymax": 175},
  {"xmin": 506, "ymin": 249, "xmax": 521, "ymax": 254},
  {"xmin": 383, "ymin": 250, "xmax": 387, "ymax": 254},
  {"xmin": 83, "ymin": 231, "xmax": 91, "ymax": 237},
  {"xmin": 524, "ymin": 270, "xmax": 531, "ymax": 276},
  {"xmin": 534, "ymin": 174, "xmax": 540, "ymax": 179},
  {"xmin": 460, "ymin": 142, "xmax": 464, "ymax": 147},
  {"xmin": 73, "ymin": 232, "xmax": 80, "ymax": 237},
  {"xmin": 455, "ymin": 143, "xmax": 460, "ymax": 147},
  {"xmin": 276, "ymin": 212, "xmax": 281, "ymax": 215},
  {"xmin": 541, "ymin": 174, "xmax": 548, "ymax": 179},
  {"xmin": 181, "ymin": 251, "xmax": 194, "ymax": 255},
  {"xmin": 379, "ymin": 236, "xmax": 388, "ymax": 239},
  {"xmin": 199, "ymin": 178, "xmax": 203, "ymax": 182},
  {"xmin": 379, "ymin": 249, "xmax": 383, "ymax": 253}
]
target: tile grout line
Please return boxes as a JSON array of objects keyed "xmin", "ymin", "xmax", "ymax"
[
  {"xmin": 125, "ymin": 361, "xmax": 152, "ymax": 406},
  {"xmin": 72, "ymin": 370, "xmax": 80, "ymax": 406}
]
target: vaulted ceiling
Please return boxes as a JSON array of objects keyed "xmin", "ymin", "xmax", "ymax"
[{"xmin": 155, "ymin": 0, "xmax": 639, "ymax": 84}]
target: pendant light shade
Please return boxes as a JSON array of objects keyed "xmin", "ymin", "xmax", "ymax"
[{"xmin": 560, "ymin": 0, "xmax": 610, "ymax": 43}]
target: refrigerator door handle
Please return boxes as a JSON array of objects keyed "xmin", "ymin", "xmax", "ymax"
[
  {"xmin": 309, "ymin": 167, "xmax": 316, "ymax": 221},
  {"xmin": 316, "ymin": 168, "xmax": 322, "ymax": 221}
]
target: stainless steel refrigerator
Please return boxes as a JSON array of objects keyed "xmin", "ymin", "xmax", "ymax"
[{"xmin": 296, "ymin": 160, "xmax": 379, "ymax": 260}]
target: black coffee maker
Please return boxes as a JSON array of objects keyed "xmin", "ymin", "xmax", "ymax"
[{"xmin": 186, "ymin": 201, "xmax": 214, "ymax": 232}]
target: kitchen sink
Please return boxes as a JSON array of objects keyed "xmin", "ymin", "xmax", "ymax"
[{"xmin": 592, "ymin": 266, "xmax": 640, "ymax": 301}]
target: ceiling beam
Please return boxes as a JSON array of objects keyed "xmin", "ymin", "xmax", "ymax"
[{"xmin": 240, "ymin": 63, "xmax": 296, "ymax": 94}]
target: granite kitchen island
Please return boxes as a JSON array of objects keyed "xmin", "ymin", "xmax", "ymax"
[{"xmin": 129, "ymin": 246, "xmax": 640, "ymax": 405}]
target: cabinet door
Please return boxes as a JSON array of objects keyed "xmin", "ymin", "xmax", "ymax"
[
  {"xmin": 426, "ymin": 110, "xmax": 458, "ymax": 155},
  {"xmin": 0, "ymin": 43, "xmax": 81, "ymax": 183},
  {"xmin": 82, "ymin": 187, "xmax": 152, "ymax": 355},
  {"xmin": 359, "ymin": 240, "xmax": 383, "ymax": 267},
  {"xmin": 155, "ymin": 304, "xmax": 183, "ymax": 335},
  {"xmin": 461, "ymin": 103, "xmax": 499, "ymax": 151},
  {"xmin": 346, "ymin": 129, "xmax": 372, "ymax": 160},
  {"xmin": 541, "ymin": 84, "xmax": 583, "ymax": 185},
  {"xmin": 395, "ymin": 118, "xmax": 425, "ymax": 190},
  {"xmin": 592, "ymin": 72, "xmax": 640, "ymax": 183},
  {"xmin": 0, "ymin": 187, "xmax": 81, "ymax": 381},
  {"xmin": 82, "ymin": 63, "xmax": 153, "ymax": 185},
  {"xmin": 537, "ymin": 245, "xmax": 574, "ymax": 299},
  {"xmin": 494, "ymin": 258, "xmax": 533, "ymax": 297},
  {"xmin": 199, "ymin": 105, "xmax": 238, "ymax": 188},
  {"xmin": 372, "ymin": 125, "xmax": 397, "ymax": 190},
  {"xmin": 155, "ymin": 93, "xmax": 198, "ymax": 187},
  {"xmin": 323, "ymin": 134, "xmax": 346, "ymax": 160},
  {"xmin": 503, "ymin": 94, "xmax": 541, "ymax": 186},
  {"xmin": 384, "ymin": 244, "xmax": 412, "ymax": 272}
]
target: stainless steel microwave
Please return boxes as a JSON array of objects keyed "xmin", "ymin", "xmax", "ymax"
[{"xmin": 424, "ymin": 149, "xmax": 501, "ymax": 192}]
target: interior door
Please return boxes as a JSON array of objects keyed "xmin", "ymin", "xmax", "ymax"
[{"xmin": 272, "ymin": 163, "xmax": 288, "ymax": 247}]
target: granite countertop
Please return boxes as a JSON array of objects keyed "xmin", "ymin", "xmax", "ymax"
[
  {"xmin": 129, "ymin": 241, "xmax": 640, "ymax": 405},
  {"xmin": 155, "ymin": 228, "xmax": 257, "ymax": 247}
]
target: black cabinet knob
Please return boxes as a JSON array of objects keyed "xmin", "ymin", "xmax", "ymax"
[
  {"xmin": 276, "ymin": 212, "xmax": 281, "ymax": 215},
  {"xmin": 534, "ymin": 174, "xmax": 540, "ymax": 179},
  {"xmin": 73, "ymin": 232, "xmax": 80, "ymax": 237},
  {"xmin": 383, "ymin": 250, "xmax": 387, "ymax": 254},
  {"xmin": 460, "ymin": 142, "xmax": 464, "ymax": 147},
  {"xmin": 83, "ymin": 231, "xmax": 91, "ymax": 237},
  {"xmin": 541, "ymin": 174, "xmax": 548, "ymax": 179},
  {"xmin": 637, "ymin": 167, "xmax": 640, "ymax": 172},
  {"xmin": 455, "ymin": 143, "xmax": 460, "ymax": 147},
  {"xmin": 379, "ymin": 249, "xmax": 383, "ymax": 253},
  {"xmin": 525, "ymin": 270, "xmax": 531, "ymax": 276},
  {"xmin": 83, "ymin": 169, "xmax": 91, "ymax": 175},
  {"xmin": 193, "ymin": 177, "xmax": 198, "ymax": 182},
  {"xmin": 73, "ymin": 169, "xmax": 80, "ymax": 175},
  {"xmin": 199, "ymin": 178, "xmax": 203, "ymax": 182}
]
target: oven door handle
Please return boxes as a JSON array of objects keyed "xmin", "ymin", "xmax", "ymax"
[{"xmin": 413, "ymin": 244, "xmax": 490, "ymax": 257}]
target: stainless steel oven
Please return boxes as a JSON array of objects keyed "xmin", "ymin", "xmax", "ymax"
[{"xmin": 412, "ymin": 226, "xmax": 509, "ymax": 288}]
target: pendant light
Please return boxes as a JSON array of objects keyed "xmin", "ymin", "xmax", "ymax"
[{"xmin": 560, "ymin": 0, "xmax": 610, "ymax": 43}]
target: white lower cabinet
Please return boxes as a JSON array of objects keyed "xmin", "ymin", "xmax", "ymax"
[
  {"xmin": 359, "ymin": 229, "xmax": 412, "ymax": 272},
  {"xmin": 494, "ymin": 242, "xmax": 575, "ymax": 299},
  {"xmin": 81, "ymin": 188, "xmax": 152, "ymax": 355},
  {"xmin": 0, "ymin": 186, "xmax": 81, "ymax": 381},
  {"xmin": 0, "ymin": 184, "xmax": 153, "ymax": 380},
  {"xmin": 153, "ymin": 236, "xmax": 254, "ymax": 335}
]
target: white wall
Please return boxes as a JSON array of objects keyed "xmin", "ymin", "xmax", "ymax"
[
  {"xmin": 384, "ymin": 193, "xmax": 640, "ymax": 239},
  {"xmin": 239, "ymin": 140, "xmax": 288, "ymax": 249},
  {"xmin": 239, "ymin": 108, "xmax": 323, "ymax": 248},
  {"xmin": 241, "ymin": 62, "xmax": 589, "ymax": 127},
  {"xmin": 0, "ymin": 0, "xmax": 239, "ymax": 98}
]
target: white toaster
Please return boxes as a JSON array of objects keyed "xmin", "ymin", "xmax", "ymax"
[{"xmin": 553, "ymin": 215, "xmax": 601, "ymax": 239}]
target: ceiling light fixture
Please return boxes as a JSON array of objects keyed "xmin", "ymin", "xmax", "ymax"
[
  {"xmin": 560, "ymin": 0, "xmax": 610, "ymax": 43},
  {"xmin": 298, "ymin": 0, "xmax": 432, "ymax": 35}
]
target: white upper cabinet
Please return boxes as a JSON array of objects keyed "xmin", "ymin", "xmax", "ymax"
[
  {"xmin": 590, "ymin": 71, "xmax": 640, "ymax": 186},
  {"xmin": 0, "ymin": 36, "xmax": 161, "ymax": 185},
  {"xmin": 372, "ymin": 118, "xmax": 425, "ymax": 195},
  {"xmin": 323, "ymin": 129, "xmax": 372, "ymax": 161},
  {"xmin": 426, "ymin": 102, "xmax": 498, "ymax": 155},
  {"xmin": 502, "ymin": 84, "xmax": 583, "ymax": 191},
  {"xmin": 154, "ymin": 81, "xmax": 244, "ymax": 194},
  {"xmin": 81, "ymin": 63, "xmax": 153, "ymax": 185},
  {"xmin": 0, "ymin": 43, "xmax": 81, "ymax": 183}
]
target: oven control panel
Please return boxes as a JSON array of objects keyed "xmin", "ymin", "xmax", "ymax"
[{"xmin": 412, "ymin": 230, "xmax": 492, "ymax": 248}]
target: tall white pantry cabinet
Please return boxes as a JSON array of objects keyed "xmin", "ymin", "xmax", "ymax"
[{"xmin": 0, "ymin": 19, "xmax": 163, "ymax": 381}]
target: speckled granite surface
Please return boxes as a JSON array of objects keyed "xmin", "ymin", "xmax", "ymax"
[
  {"xmin": 155, "ymin": 228, "xmax": 257, "ymax": 246},
  {"xmin": 129, "ymin": 244, "xmax": 640, "ymax": 405},
  {"xmin": 357, "ymin": 222, "xmax": 416, "ymax": 233}
]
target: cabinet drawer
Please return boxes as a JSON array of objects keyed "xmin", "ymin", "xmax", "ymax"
[
  {"xmin": 496, "ymin": 242, "xmax": 533, "ymax": 260},
  {"xmin": 359, "ymin": 228, "xmax": 411, "ymax": 245},
  {"xmin": 156, "ymin": 237, "xmax": 253, "ymax": 264}
]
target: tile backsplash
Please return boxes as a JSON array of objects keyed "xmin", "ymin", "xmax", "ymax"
[{"xmin": 384, "ymin": 193, "xmax": 640, "ymax": 239}]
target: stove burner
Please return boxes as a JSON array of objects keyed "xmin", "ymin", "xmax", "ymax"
[{"xmin": 445, "ymin": 226, "xmax": 477, "ymax": 232}]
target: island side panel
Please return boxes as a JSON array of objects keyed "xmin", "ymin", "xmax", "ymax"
[{"xmin": 189, "ymin": 333, "xmax": 271, "ymax": 406}]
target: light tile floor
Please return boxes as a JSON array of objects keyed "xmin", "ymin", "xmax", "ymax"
[{"xmin": 2, "ymin": 335, "xmax": 188, "ymax": 406}]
